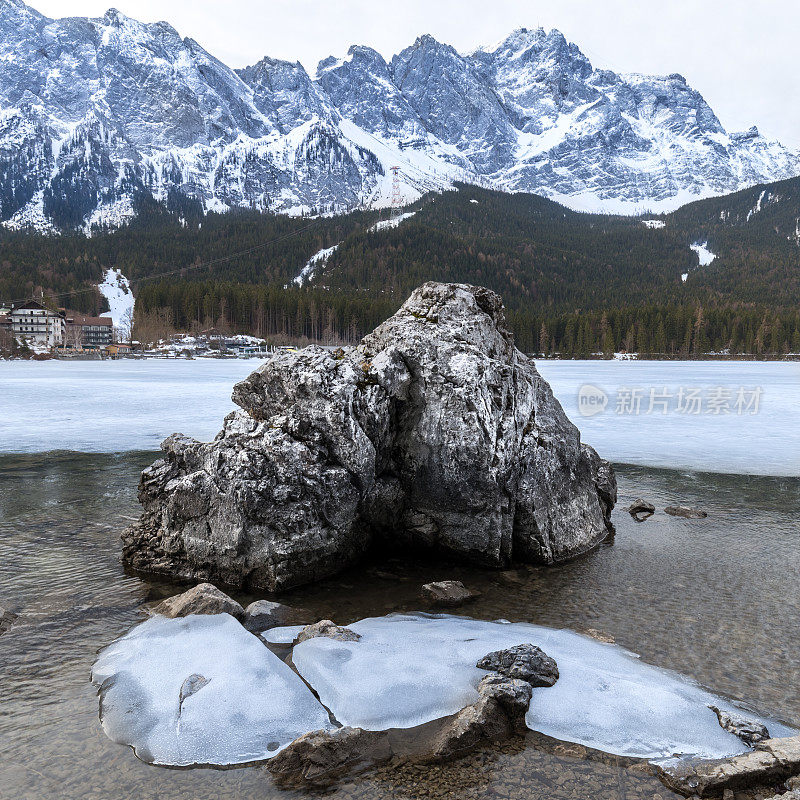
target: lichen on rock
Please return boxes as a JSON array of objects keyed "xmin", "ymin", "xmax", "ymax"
[{"xmin": 122, "ymin": 282, "xmax": 616, "ymax": 591}]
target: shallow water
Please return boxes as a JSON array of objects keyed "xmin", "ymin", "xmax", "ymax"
[{"xmin": 1, "ymin": 452, "xmax": 799, "ymax": 799}]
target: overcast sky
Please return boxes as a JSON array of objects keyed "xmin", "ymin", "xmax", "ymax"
[{"xmin": 33, "ymin": 0, "xmax": 800, "ymax": 147}]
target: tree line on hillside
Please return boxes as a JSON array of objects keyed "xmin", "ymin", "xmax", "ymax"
[{"xmin": 133, "ymin": 280, "xmax": 800, "ymax": 357}]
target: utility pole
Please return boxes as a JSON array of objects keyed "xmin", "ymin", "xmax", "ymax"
[{"xmin": 390, "ymin": 166, "xmax": 402, "ymax": 220}]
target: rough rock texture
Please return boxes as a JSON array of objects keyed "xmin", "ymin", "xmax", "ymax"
[
  {"xmin": 710, "ymin": 705, "xmax": 770, "ymax": 747},
  {"xmin": 267, "ymin": 674, "xmax": 533, "ymax": 785},
  {"xmin": 0, "ymin": 606, "xmax": 17, "ymax": 635},
  {"xmin": 295, "ymin": 620, "xmax": 361, "ymax": 645},
  {"xmin": 654, "ymin": 735, "xmax": 800, "ymax": 797},
  {"xmin": 420, "ymin": 580, "xmax": 479, "ymax": 607},
  {"xmin": 428, "ymin": 675, "xmax": 533, "ymax": 761},
  {"xmin": 152, "ymin": 583, "xmax": 244, "ymax": 620},
  {"xmin": 266, "ymin": 726, "xmax": 391, "ymax": 787},
  {"xmin": 476, "ymin": 643, "xmax": 559, "ymax": 687},
  {"xmin": 242, "ymin": 600, "xmax": 304, "ymax": 633},
  {"xmin": 123, "ymin": 283, "xmax": 617, "ymax": 591},
  {"xmin": 665, "ymin": 506, "xmax": 708, "ymax": 519}
]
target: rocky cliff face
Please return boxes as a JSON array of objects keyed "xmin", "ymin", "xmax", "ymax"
[
  {"xmin": 122, "ymin": 283, "xmax": 616, "ymax": 591},
  {"xmin": 0, "ymin": 0, "xmax": 797, "ymax": 231}
]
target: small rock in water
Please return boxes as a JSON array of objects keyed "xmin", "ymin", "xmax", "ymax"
[
  {"xmin": 242, "ymin": 600, "xmax": 303, "ymax": 633},
  {"xmin": 296, "ymin": 620, "xmax": 361, "ymax": 644},
  {"xmin": 627, "ymin": 498, "xmax": 656, "ymax": 521},
  {"xmin": 709, "ymin": 705, "xmax": 770, "ymax": 746},
  {"xmin": 665, "ymin": 506, "xmax": 708, "ymax": 519},
  {"xmin": 153, "ymin": 583, "xmax": 245, "ymax": 619},
  {"xmin": 0, "ymin": 606, "xmax": 17, "ymax": 635},
  {"xmin": 420, "ymin": 580, "xmax": 479, "ymax": 607},
  {"xmin": 476, "ymin": 643, "xmax": 559, "ymax": 687}
]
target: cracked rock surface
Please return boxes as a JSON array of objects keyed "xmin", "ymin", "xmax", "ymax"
[{"xmin": 122, "ymin": 282, "xmax": 616, "ymax": 591}]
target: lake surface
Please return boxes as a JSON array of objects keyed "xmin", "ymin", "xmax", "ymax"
[
  {"xmin": 1, "ymin": 358, "xmax": 798, "ymax": 475},
  {"xmin": 1, "ymin": 358, "xmax": 798, "ymax": 799}
]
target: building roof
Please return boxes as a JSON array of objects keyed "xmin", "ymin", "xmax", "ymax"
[{"xmin": 65, "ymin": 312, "xmax": 113, "ymax": 327}]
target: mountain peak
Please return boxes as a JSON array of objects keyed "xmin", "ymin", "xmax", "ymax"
[{"xmin": 0, "ymin": 8, "xmax": 796, "ymax": 231}]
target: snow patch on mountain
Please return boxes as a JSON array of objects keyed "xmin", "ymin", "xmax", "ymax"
[
  {"xmin": 294, "ymin": 245, "xmax": 339, "ymax": 286},
  {"xmin": 98, "ymin": 269, "xmax": 135, "ymax": 336},
  {"xmin": 690, "ymin": 242, "xmax": 716, "ymax": 266},
  {"xmin": 370, "ymin": 211, "xmax": 416, "ymax": 232}
]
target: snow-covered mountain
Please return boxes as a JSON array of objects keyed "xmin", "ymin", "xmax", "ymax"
[{"xmin": 0, "ymin": 0, "xmax": 797, "ymax": 231}]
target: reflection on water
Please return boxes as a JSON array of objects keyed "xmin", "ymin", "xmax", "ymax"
[{"xmin": 1, "ymin": 452, "xmax": 799, "ymax": 800}]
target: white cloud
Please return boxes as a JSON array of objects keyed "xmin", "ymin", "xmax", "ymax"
[{"xmin": 32, "ymin": 0, "xmax": 800, "ymax": 148}]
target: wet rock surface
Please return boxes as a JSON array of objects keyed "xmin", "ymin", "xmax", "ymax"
[
  {"xmin": 421, "ymin": 580, "xmax": 479, "ymax": 607},
  {"xmin": 242, "ymin": 600, "xmax": 304, "ymax": 633},
  {"xmin": 122, "ymin": 283, "xmax": 616, "ymax": 592},
  {"xmin": 476, "ymin": 643, "xmax": 559, "ymax": 687},
  {"xmin": 152, "ymin": 582, "xmax": 244, "ymax": 619},
  {"xmin": 0, "ymin": 605, "xmax": 17, "ymax": 635},
  {"xmin": 665, "ymin": 506, "xmax": 708, "ymax": 519},
  {"xmin": 654, "ymin": 735, "xmax": 800, "ymax": 797},
  {"xmin": 628, "ymin": 498, "xmax": 656, "ymax": 521}
]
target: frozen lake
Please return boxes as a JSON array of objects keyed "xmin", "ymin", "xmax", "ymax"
[{"xmin": 0, "ymin": 358, "xmax": 797, "ymax": 475}]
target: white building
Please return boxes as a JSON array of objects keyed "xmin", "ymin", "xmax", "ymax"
[{"xmin": 10, "ymin": 301, "xmax": 65, "ymax": 348}]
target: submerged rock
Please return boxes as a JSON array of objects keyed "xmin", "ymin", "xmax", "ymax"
[
  {"xmin": 152, "ymin": 583, "xmax": 244, "ymax": 620},
  {"xmin": 628, "ymin": 498, "xmax": 655, "ymax": 521},
  {"xmin": 654, "ymin": 735, "xmax": 800, "ymax": 797},
  {"xmin": 420, "ymin": 580, "xmax": 479, "ymax": 607},
  {"xmin": 122, "ymin": 282, "xmax": 616, "ymax": 591},
  {"xmin": 296, "ymin": 620, "xmax": 361, "ymax": 644},
  {"xmin": 709, "ymin": 705, "xmax": 770, "ymax": 747},
  {"xmin": 665, "ymin": 506, "xmax": 708, "ymax": 519},
  {"xmin": 0, "ymin": 606, "xmax": 17, "ymax": 635},
  {"xmin": 476, "ymin": 643, "xmax": 559, "ymax": 687}
]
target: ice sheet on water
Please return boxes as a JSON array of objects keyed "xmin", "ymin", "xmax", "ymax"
[
  {"xmin": 288, "ymin": 613, "xmax": 794, "ymax": 760},
  {"xmin": 262, "ymin": 624, "xmax": 306, "ymax": 644},
  {"xmin": 91, "ymin": 614, "xmax": 333, "ymax": 766}
]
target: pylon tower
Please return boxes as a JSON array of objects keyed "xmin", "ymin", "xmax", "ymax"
[{"xmin": 390, "ymin": 166, "xmax": 402, "ymax": 220}]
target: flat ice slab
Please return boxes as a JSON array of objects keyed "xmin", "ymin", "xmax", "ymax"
[
  {"xmin": 289, "ymin": 614, "xmax": 793, "ymax": 760},
  {"xmin": 91, "ymin": 614, "xmax": 332, "ymax": 766}
]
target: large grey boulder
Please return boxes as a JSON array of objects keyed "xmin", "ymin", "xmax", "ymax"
[{"xmin": 122, "ymin": 283, "xmax": 616, "ymax": 591}]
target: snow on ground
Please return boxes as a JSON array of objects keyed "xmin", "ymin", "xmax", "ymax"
[
  {"xmin": 294, "ymin": 244, "xmax": 339, "ymax": 286},
  {"xmin": 98, "ymin": 268, "xmax": 135, "ymax": 334},
  {"xmin": 642, "ymin": 219, "xmax": 665, "ymax": 229},
  {"xmin": 91, "ymin": 614, "xmax": 333, "ymax": 766},
  {"xmin": 690, "ymin": 241, "xmax": 716, "ymax": 266},
  {"xmin": 288, "ymin": 613, "xmax": 794, "ymax": 760},
  {"xmin": 370, "ymin": 211, "xmax": 416, "ymax": 232},
  {"xmin": 1, "ymin": 360, "xmax": 797, "ymax": 476}
]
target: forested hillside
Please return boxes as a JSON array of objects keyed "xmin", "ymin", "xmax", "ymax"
[{"xmin": 1, "ymin": 182, "xmax": 799, "ymax": 356}]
